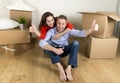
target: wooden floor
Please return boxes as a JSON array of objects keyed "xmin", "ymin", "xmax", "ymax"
[{"xmin": 1, "ymin": 39, "xmax": 120, "ymax": 83}]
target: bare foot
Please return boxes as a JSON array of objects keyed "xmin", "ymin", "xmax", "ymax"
[
  {"xmin": 56, "ymin": 63, "xmax": 66, "ymax": 81},
  {"xmin": 65, "ymin": 69, "xmax": 73, "ymax": 81},
  {"xmin": 59, "ymin": 69, "xmax": 66, "ymax": 81}
]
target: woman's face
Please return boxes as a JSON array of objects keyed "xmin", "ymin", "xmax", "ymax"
[{"xmin": 46, "ymin": 16, "xmax": 55, "ymax": 27}]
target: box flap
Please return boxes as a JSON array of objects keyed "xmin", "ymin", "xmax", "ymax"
[
  {"xmin": 79, "ymin": 12, "xmax": 120, "ymax": 21},
  {"xmin": 79, "ymin": 12, "xmax": 117, "ymax": 15},
  {"xmin": 97, "ymin": 12, "xmax": 120, "ymax": 21},
  {"xmin": 79, "ymin": 12, "xmax": 104, "ymax": 15},
  {"xmin": 108, "ymin": 15, "xmax": 120, "ymax": 21},
  {"xmin": 97, "ymin": 12, "xmax": 117, "ymax": 15}
]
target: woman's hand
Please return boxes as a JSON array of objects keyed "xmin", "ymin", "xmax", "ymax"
[
  {"xmin": 29, "ymin": 23, "xmax": 37, "ymax": 33},
  {"xmin": 29, "ymin": 23, "xmax": 41, "ymax": 37},
  {"xmin": 52, "ymin": 33, "xmax": 62, "ymax": 40},
  {"xmin": 53, "ymin": 28, "xmax": 71, "ymax": 40}
]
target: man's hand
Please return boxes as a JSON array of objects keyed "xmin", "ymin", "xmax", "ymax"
[
  {"xmin": 54, "ymin": 48, "xmax": 64, "ymax": 55},
  {"xmin": 90, "ymin": 20, "xmax": 96, "ymax": 32},
  {"xmin": 85, "ymin": 20, "xmax": 99, "ymax": 36}
]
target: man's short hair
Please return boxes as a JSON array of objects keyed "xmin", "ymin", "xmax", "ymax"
[{"xmin": 57, "ymin": 15, "xmax": 67, "ymax": 21}]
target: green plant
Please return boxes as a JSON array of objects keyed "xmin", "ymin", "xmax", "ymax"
[{"xmin": 18, "ymin": 16, "xmax": 27, "ymax": 24}]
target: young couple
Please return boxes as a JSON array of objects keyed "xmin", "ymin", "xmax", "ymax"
[{"xmin": 29, "ymin": 12, "xmax": 96, "ymax": 82}]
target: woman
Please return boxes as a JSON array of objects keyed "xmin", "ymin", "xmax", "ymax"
[{"xmin": 29, "ymin": 12, "xmax": 73, "ymax": 40}]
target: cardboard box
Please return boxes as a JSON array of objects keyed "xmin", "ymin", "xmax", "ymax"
[
  {"xmin": 0, "ymin": 38, "xmax": 36, "ymax": 56},
  {"xmin": 80, "ymin": 12, "xmax": 120, "ymax": 38},
  {"xmin": 0, "ymin": 10, "xmax": 35, "ymax": 56},
  {"xmin": 86, "ymin": 36, "xmax": 119, "ymax": 58},
  {"xmin": 10, "ymin": 10, "xmax": 32, "ymax": 28},
  {"xmin": 0, "ymin": 46, "xmax": 5, "ymax": 55},
  {"xmin": 0, "ymin": 28, "xmax": 30, "ymax": 45}
]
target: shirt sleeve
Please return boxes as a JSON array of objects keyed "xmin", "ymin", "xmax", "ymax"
[
  {"xmin": 37, "ymin": 26, "xmax": 47, "ymax": 39},
  {"xmin": 69, "ymin": 29, "xmax": 87, "ymax": 37},
  {"xmin": 39, "ymin": 29, "xmax": 53, "ymax": 47},
  {"xmin": 66, "ymin": 22, "xmax": 73, "ymax": 29}
]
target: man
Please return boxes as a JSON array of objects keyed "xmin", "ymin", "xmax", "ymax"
[{"xmin": 39, "ymin": 15, "xmax": 96, "ymax": 82}]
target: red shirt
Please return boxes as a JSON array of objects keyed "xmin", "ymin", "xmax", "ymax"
[{"xmin": 38, "ymin": 22, "xmax": 73, "ymax": 39}]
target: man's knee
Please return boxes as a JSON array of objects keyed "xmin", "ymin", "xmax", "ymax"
[{"xmin": 72, "ymin": 41, "xmax": 79, "ymax": 46}]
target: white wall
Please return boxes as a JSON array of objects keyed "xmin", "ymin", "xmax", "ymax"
[{"xmin": 0, "ymin": 0, "xmax": 118, "ymax": 28}]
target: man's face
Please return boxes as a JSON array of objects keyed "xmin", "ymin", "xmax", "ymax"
[{"xmin": 56, "ymin": 18, "xmax": 67, "ymax": 33}]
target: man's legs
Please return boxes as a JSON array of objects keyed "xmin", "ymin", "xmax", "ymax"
[
  {"xmin": 56, "ymin": 63, "xmax": 66, "ymax": 81},
  {"xmin": 61, "ymin": 41, "xmax": 79, "ymax": 81},
  {"xmin": 44, "ymin": 50, "xmax": 66, "ymax": 81},
  {"xmin": 65, "ymin": 65, "xmax": 73, "ymax": 81},
  {"xmin": 44, "ymin": 41, "xmax": 79, "ymax": 81},
  {"xmin": 68, "ymin": 41, "xmax": 79, "ymax": 68}
]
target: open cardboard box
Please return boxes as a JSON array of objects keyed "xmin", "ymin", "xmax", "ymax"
[
  {"xmin": 0, "ymin": 10, "xmax": 32, "ymax": 45},
  {"xmin": 80, "ymin": 12, "xmax": 120, "ymax": 38},
  {"xmin": 10, "ymin": 10, "xmax": 32, "ymax": 27},
  {"xmin": 0, "ymin": 10, "xmax": 35, "ymax": 56}
]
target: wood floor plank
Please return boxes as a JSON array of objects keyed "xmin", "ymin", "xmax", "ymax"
[{"xmin": 0, "ymin": 41, "xmax": 120, "ymax": 83}]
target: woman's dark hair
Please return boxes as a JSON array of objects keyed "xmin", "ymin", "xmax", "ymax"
[{"xmin": 39, "ymin": 12, "xmax": 54, "ymax": 30}]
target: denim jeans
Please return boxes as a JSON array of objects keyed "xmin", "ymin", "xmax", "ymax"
[{"xmin": 44, "ymin": 41, "xmax": 79, "ymax": 68}]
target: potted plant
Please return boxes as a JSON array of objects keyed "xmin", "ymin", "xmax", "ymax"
[{"xmin": 18, "ymin": 16, "xmax": 27, "ymax": 30}]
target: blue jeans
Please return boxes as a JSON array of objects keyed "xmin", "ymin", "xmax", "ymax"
[{"xmin": 44, "ymin": 41, "xmax": 79, "ymax": 68}]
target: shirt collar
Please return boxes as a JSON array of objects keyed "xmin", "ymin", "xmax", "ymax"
[{"xmin": 54, "ymin": 27, "xmax": 66, "ymax": 34}]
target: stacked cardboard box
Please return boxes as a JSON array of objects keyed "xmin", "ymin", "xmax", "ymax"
[
  {"xmin": 0, "ymin": 28, "xmax": 30, "ymax": 45},
  {"xmin": 80, "ymin": 12, "xmax": 120, "ymax": 58},
  {"xmin": 0, "ymin": 10, "xmax": 35, "ymax": 56}
]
